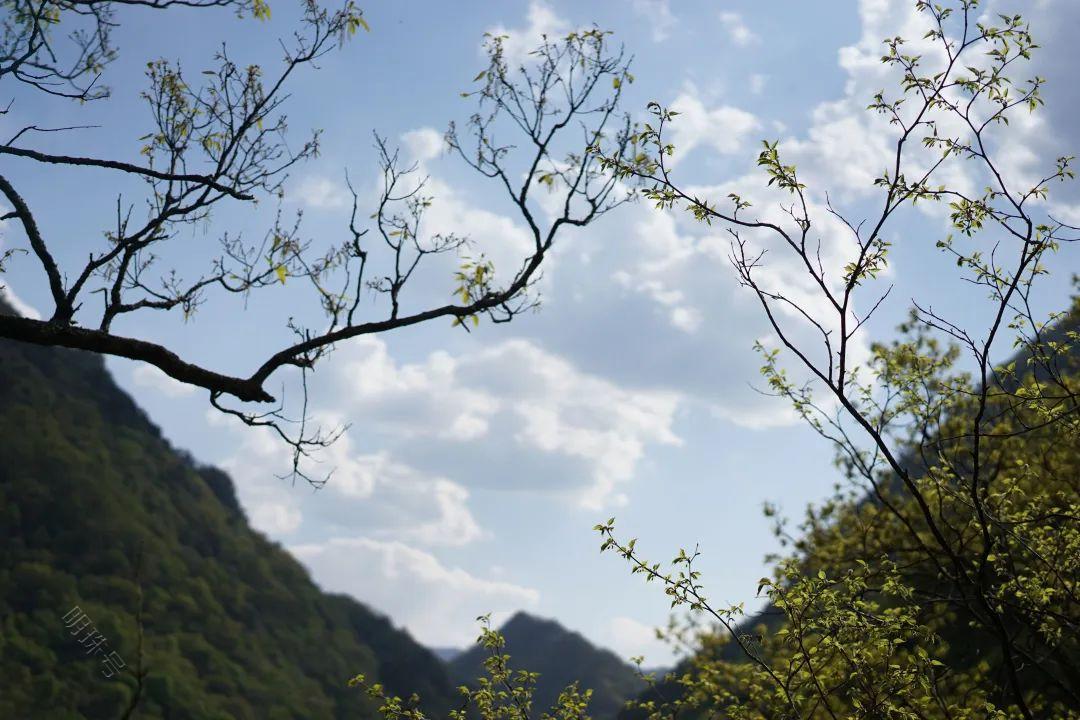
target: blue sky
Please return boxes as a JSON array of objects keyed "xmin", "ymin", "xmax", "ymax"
[{"xmin": 3, "ymin": 0, "xmax": 1079, "ymax": 664}]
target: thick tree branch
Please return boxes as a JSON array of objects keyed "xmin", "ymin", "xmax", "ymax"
[{"xmin": 0, "ymin": 145, "xmax": 254, "ymax": 200}]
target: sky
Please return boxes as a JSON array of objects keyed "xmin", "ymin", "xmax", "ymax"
[{"xmin": 3, "ymin": 0, "xmax": 1080, "ymax": 666}]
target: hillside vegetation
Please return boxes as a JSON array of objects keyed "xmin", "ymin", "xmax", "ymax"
[{"xmin": 0, "ymin": 302, "xmax": 457, "ymax": 719}]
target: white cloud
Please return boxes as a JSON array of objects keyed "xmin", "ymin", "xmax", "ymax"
[
  {"xmin": 612, "ymin": 247, "xmax": 702, "ymax": 335},
  {"xmin": 719, "ymin": 12, "xmax": 758, "ymax": 47},
  {"xmin": 317, "ymin": 448, "xmax": 485, "ymax": 547},
  {"xmin": 765, "ymin": 0, "xmax": 1080, "ymax": 303},
  {"xmin": 667, "ymin": 90, "xmax": 760, "ymax": 164},
  {"xmin": 670, "ymin": 306, "xmax": 702, "ymax": 333},
  {"xmin": 220, "ymin": 425, "xmax": 485, "ymax": 546},
  {"xmin": 530, "ymin": 164, "xmax": 873, "ymax": 431},
  {"xmin": 632, "ymin": 0, "xmax": 676, "ymax": 43},
  {"xmin": 218, "ymin": 429, "xmax": 307, "ymax": 537},
  {"xmin": 251, "ymin": 502, "xmax": 303, "ymax": 534},
  {"xmin": 981, "ymin": 0, "xmax": 1080, "ymax": 224},
  {"xmin": 389, "ymin": 127, "xmax": 536, "ymax": 292},
  {"xmin": 426, "ymin": 181, "xmax": 536, "ymax": 286},
  {"xmin": 781, "ymin": 1, "xmax": 976, "ymax": 203},
  {"xmin": 409, "ymin": 478, "xmax": 484, "ymax": 546},
  {"xmin": 487, "ymin": 2, "xmax": 570, "ymax": 67},
  {"xmin": 785, "ymin": 97, "xmax": 897, "ymax": 197},
  {"xmin": 327, "ymin": 337, "xmax": 682, "ymax": 510},
  {"xmin": 607, "ymin": 616, "xmax": 674, "ymax": 665},
  {"xmin": 336, "ymin": 337, "xmax": 498, "ymax": 443},
  {"xmin": 402, "ymin": 127, "xmax": 446, "ymax": 163},
  {"xmin": 292, "ymin": 176, "xmax": 350, "ymax": 209},
  {"xmin": 0, "ymin": 284, "xmax": 40, "ymax": 320},
  {"xmin": 0, "ymin": 212, "xmax": 41, "ymax": 320},
  {"xmin": 131, "ymin": 363, "xmax": 197, "ymax": 398},
  {"xmin": 291, "ymin": 537, "xmax": 539, "ymax": 646},
  {"xmin": 531, "ymin": 0, "xmax": 1076, "ymax": 446}
]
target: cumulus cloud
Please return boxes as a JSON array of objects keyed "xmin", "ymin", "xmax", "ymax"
[
  {"xmin": 980, "ymin": 0, "xmax": 1080, "ymax": 222},
  {"xmin": 776, "ymin": 1, "xmax": 1004, "ymax": 204},
  {"xmin": 292, "ymin": 175, "xmax": 350, "ymax": 209},
  {"xmin": 334, "ymin": 337, "xmax": 497, "ymax": 442},
  {"xmin": 251, "ymin": 502, "xmax": 303, "ymax": 534},
  {"xmin": 324, "ymin": 336, "xmax": 682, "ymax": 510},
  {"xmin": 220, "ymin": 424, "xmax": 484, "ymax": 546},
  {"xmin": 291, "ymin": 537, "xmax": 539, "ymax": 646},
  {"xmin": 131, "ymin": 364, "xmax": 197, "ymax": 398},
  {"xmin": 413, "ymin": 176, "xmax": 536, "ymax": 289},
  {"xmin": 0, "ymin": 213, "xmax": 41, "ymax": 320},
  {"xmin": 775, "ymin": 2, "xmax": 937, "ymax": 199},
  {"xmin": 522, "ymin": 157, "xmax": 881, "ymax": 431},
  {"xmin": 719, "ymin": 12, "xmax": 758, "ymax": 47},
  {"xmin": 753, "ymin": 0, "xmax": 1080, "ymax": 343},
  {"xmin": 402, "ymin": 127, "xmax": 446, "ymax": 163},
  {"xmin": 554, "ymin": 1, "xmax": 1061, "ymax": 432},
  {"xmin": 632, "ymin": 0, "xmax": 676, "ymax": 43},
  {"xmin": 486, "ymin": 1, "xmax": 570, "ymax": 66},
  {"xmin": 667, "ymin": 90, "xmax": 760, "ymax": 164},
  {"xmin": 520, "ymin": 0, "xmax": 1077, "ymax": 440},
  {"xmin": 0, "ymin": 284, "xmax": 40, "ymax": 320},
  {"xmin": 607, "ymin": 616, "xmax": 674, "ymax": 665}
]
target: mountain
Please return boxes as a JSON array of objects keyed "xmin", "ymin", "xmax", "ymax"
[
  {"xmin": 429, "ymin": 647, "xmax": 465, "ymax": 663},
  {"xmin": 0, "ymin": 300, "xmax": 457, "ymax": 719},
  {"xmin": 448, "ymin": 612, "xmax": 645, "ymax": 720}
]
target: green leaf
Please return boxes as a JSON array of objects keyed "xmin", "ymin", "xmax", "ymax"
[{"xmin": 251, "ymin": 0, "xmax": 271, "ymax": 21}]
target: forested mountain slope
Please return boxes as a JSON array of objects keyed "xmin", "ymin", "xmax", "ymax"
[
  {"xmin": 449, "ymin": 612, "xmax": 645, "ymax": 720},
  {"xmin": 0, "ymin": 300, "xmax": 457, "ymax": 719}
]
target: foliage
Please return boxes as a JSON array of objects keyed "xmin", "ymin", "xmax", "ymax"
[
  {"xmin": 592, "ymin": 1, "xmax": 1080, "ymax": 718},
  {"xmin": 601, "ymin": 337, "xmax": 1080, "ymax": 717}
]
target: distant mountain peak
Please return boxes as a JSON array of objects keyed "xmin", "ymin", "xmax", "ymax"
[
  {"xmin": 502, "ymin": 610, "xmax": 563, "ymax": 631},
  {"xmin": 448, "ymin": 610, "xmax": 644, "ymax": 720}
]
